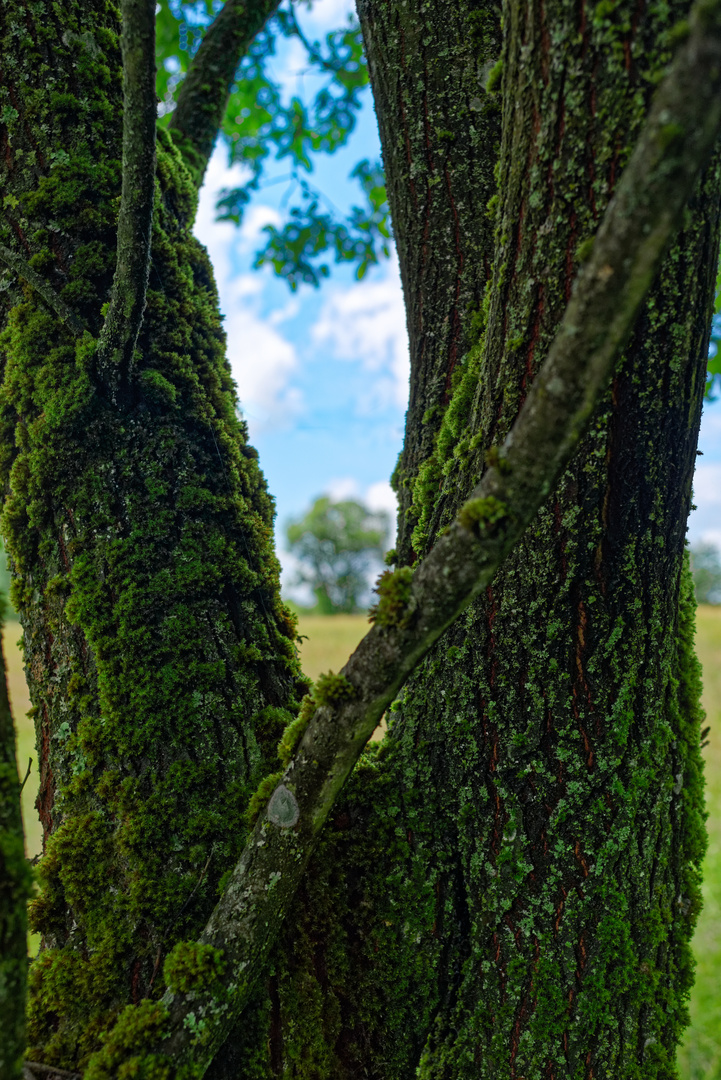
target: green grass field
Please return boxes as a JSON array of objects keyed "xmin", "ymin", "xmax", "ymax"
[
  {"xmin": 680, "ymin": 606, "xmax": 721, "ymax": 1079},
  {"xmin": 7, "ymin": 607, "xmax": 721, "ymax": 1072}
]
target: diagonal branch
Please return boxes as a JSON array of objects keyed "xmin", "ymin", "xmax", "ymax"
[
  {"xmin": 168, "ymin": 0, "xmax": 282, "ymax": 188},
  {"xmin": 0, "ymin": 246, "xmax": 85, "ymax": 334},
  {"xmin": 97, "ymin": 0, "xmax": 721, "ymax": 1072},
  {"xmin": 95, "ymin": 0, "xmax": 156, "ymax": 379}
]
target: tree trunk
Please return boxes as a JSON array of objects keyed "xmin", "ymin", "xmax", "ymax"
[
  {"xmin": 0, "ymin": 2, "xmax": 304, "ymax": 1069},
  {"xmin": 364, "ymin": 0, "xmax": 501, "ymax": 565},
  {"xmin": 218, "ymin": 0, "xmax": 718, "ymax": 1076}
]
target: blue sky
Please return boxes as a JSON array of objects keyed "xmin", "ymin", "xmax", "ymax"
[{"xmin": 193, "ymin": 0, "xmax": 721, "ymax": 593}]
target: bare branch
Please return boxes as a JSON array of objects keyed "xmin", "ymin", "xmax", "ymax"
[
  {"xmin": 169, "ymin": 0, "xmax": 281, "ymax": 188},
  {"xmin": 18, "ymin": 756, "xmax": 32, "ymax": 793},
  {"xmin": 100, "ymin": 0, "xmax": 721, "ymax": 1071},
  {"xmin": 0, "ymin": 246, "xmax": 85, "ymax": 334},
  {"xmin": 95, "ymin": 0, "xmax": 156, "ymax": 379}
]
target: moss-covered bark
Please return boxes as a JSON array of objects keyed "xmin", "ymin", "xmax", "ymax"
[
  {"xmin": 0, "ymin": 1, "xmax": 304, "ymax": 1069},
  {"xmin": 357, "ymin": 0, "xmax": 502, "ymax": 565},
  {"xmin": 217, "ymin": 0, "xmax": 719, "ymax": 1076}
]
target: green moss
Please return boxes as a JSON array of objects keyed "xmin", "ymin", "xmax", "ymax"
[
  {"xmin": 82, "ymin": 1000, "xmax": 197, "ymax": 1080},
  {"xmin": 576, "ymin": 235, "xmax": 595, "ymax": 263},
  {"xmin": 368, "ymin": 566, "xmax": 414, "ymax": 627},
  {"xmin": 457, "ymin": 495, "xmax": 508, "ymax": 534},
  {"xmin": 245, "ymin": 771, "xmax": 284, "ymax": 828},
  {"xmin": 314, "ymin": 670, "xmax": 357, "ymax": 706},
  {"xmin": 657, "ymin": 122, "xmax": 684, "ymax": 151},
  {"xmin": 163, "ymin": 942, "xmax": 226, "ymax": 996},
  {"xmin": 485, "ymin": 56, "xmax": 503, "ymax": 93},
  {"xmin": 277, "ymin": 694, "xmax": 316, "ymax": 767}
]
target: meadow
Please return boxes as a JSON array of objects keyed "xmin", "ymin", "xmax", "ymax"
[{"xmin": 7, "ymin": 606, "xmax": 721, "ymax": 1076}]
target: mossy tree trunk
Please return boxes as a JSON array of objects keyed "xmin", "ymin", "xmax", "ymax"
[
  {"xmin": 1, "ymin": 0, "xmax": 717, "ymax": 1077},
  {"xmin": 0, "ymin": 1, "xmax": 305, "ymax": 1071}
]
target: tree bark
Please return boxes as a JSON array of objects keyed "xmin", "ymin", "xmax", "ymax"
[
  {"xmin": 359, "ymin": 0, "xmax": 502, "ymax": 565},
  {"xmin": 0, "ymin": 1, "xmax": 303, "ymax": 1069}
]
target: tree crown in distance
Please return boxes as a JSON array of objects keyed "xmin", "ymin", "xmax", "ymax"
[
  {"xmin": 286, "ymin": 496, "xmax": 389, "ymax": 613},
  {"xmin": 691, "ymin": 542, "xmax": 721, "ymax": 604}
]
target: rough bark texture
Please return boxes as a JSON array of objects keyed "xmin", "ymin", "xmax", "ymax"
[
  {"xmin": 95, "ymin": 7, "xmax": 721, "ymax": 1059},
  {"xmin": 0, "ymin": 1, "xmax": 304, "ymax": 1070},
  {"xmin": 359, "ymin": 0, "xmax": 502, "ymax": 565},
  {"xmin": 214, "ymin": 0, "xmax": 717, "ymax": 1076}
]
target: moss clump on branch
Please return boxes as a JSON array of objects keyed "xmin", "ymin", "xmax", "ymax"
[
  {"xmin": 277, "ymin": 693, "xmax": 317, "ymax": 767},
  {"xmin": 457, "ymin": 495, "xmax": 508, "ymax": 534},
  {"xmin": 368, "ymin": 567, "xmax": 414, "ymax": 627},
  {"xmin": 314, "ymin": 671, "xmax": 357, "ymax": 705},
  {"xmin": 245, "ymin": 770, "xmax": 285, "ymax": 827},
  {"xmin": 163, "ymin": 941, "xmax": 226, "ymax": 996},
  {"xmin": 82, "ymin": 1000, "xmax": 180, "ymax": 1080}
]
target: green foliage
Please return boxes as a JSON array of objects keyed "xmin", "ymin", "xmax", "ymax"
[
  {"xmin": 286, "ymin": 496, "xmax": 390, "ymax": 614},
  {"xmin": 255, "ymin": 160, "xmax": 391, "ymax": 290},
  {"xmin": 368, "ymin": 566, "xmax": 414, "ymax": 627},
  {"xmin": 156, "ymin": 1, "xmax": 391, "ymax": 288},
  {"xmin": 690, "ymin": 542, "xmax": 721, "ymax": 604}
]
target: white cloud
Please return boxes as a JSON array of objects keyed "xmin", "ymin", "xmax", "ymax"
[
  {"xmin": 312, "ymin": 258, "xmax": 409, "ymax": 411},
  {"xmin": 699, "ymin": 529, "xmax": 721, "ymax": 552},
  {"xmin": 365, "ymin": 480, "xmax": 398, "ymax": 521},
  {"xmin": 300, "ymin": 0, "xmax": 357, "ymax": 33},
  {"xmin": 693, "ymin": 463, "xmax": 721, "ymax": 506},
  {"xmin": 194, "ymin": 150, "xmax": 302, "ymax": 432},
  {"xmin": 239, "ymin": 203, "xmax": 282, "ymax": 250}
]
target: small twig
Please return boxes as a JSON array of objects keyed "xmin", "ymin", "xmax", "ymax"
[
  {"xmin": 24, "ymin": 1062, "xmax": 81, "ymax": 1080},
  {"xmin": 0, "ymin": 246, "xmax": 85, "ymax": 334},
  {"xmin": 95, "ymin": 0, "xmax": 156, "ymax": 378},
  {"xmin": 19, "ymin": 755, "xmax": 32, "ymax": 791}
]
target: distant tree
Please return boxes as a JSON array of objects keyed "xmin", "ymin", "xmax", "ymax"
[
  {"xmin": 690, "ymin": 542, "xmax": 721, "ymax": 604},
  {"xmin": 286, "ymin": 496, "xmax": 389, "ymax": 613}
]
